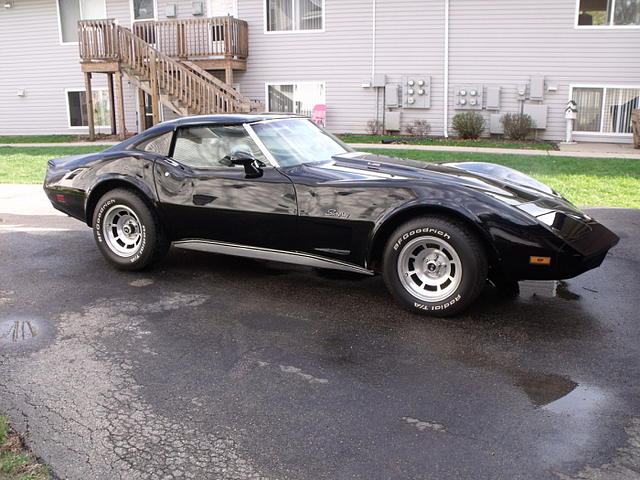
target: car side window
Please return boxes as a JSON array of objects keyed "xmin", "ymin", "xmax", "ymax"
[
  {"xmin": 171, "ymin": 125, "xmax": 267, "ymax": 169},
  {"xmin": 133, "ymin": 131, "xmax": 173, "ymax": 156}
]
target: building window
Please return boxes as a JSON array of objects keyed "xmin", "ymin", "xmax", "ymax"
[
  {"xmin": 132, "ymin": 0, "xmax": 156, "ymax": 21},
  {"xmin": 57, "ymin": 0, "xmax": 106, "ymax": 43},
  {"xmin": 267, "ymin": 82, "xmax": 325, "ymax": 116},
  {"xmin": 573, "ymin": 87, "xmax": 640, "ymax": 133},
  {"xmin": 266, "ymin": 0, "xmax": 323, "ymax": 32},
  {"xmin": 67, "ymin": 90, "xmax": 111, "ymax": 128},
  {"xmin": 577, "ymin": 0, "xmax": 640, "ymax": 26}
]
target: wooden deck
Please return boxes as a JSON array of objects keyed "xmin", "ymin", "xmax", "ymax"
[{"xmin": 77, "ymin": 18, "xmax": 257, "ymax": 140}]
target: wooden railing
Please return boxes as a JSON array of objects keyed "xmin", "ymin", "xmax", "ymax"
[
  {"xmin": 78, "ymin": 20, "xmax": 255, "ymax": 114},
  {"xmin": 133, "ymin": 17, "xmax": 248, "ymax": 59}
]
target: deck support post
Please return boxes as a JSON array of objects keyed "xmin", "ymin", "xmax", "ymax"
[
  {"xmin": 114, "ymin": 70, "xmax": 126, "ymax": 141},
  {"xmin": 83, "ymin": 72, "xmax": 95, "ymax": 141},
  {"xmin": 149, "ymin": 51, "xmax": 161, "ymax": 125},
  {"xmin": 137, "ymin": 89, "xmax": 147, "ymax": 131},
  {"xmin": 107, "ymin": 73, "xmax": 117, "ymax": 136},
  {"xmin": 224, "ymin": 60, "xmax": 234, "ymax": 86}
]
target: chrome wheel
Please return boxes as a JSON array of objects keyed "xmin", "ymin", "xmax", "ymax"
[
  {"xmin": 397, "ymin": 235, "xmax": 463, "ymax": 302},
  {"xmin": 102, "ymin": 204, "xmax": 143, "ymax": 258}
]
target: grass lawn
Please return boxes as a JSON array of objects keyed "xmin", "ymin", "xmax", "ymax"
[
  {"xmin": 339, "ymin": 134, "xmax": 555, "ymax": 151},
  {"xmin": 0, "ymin": 135, "xmax": 82, "ymax": 144},
  {"xmin": 0, "ymin": 146, "xmax": 108, "ymax": 184},
  {"xmin": 0, "ymin": 145, "xmax": 637, "ymax": 208},
  {"xmin": 0, "ymin": 415, "xmax": 50, "ymax": 480},
  {"xmin": 360, "ymin": 148, "xmax": 640, "ymax": 208}
]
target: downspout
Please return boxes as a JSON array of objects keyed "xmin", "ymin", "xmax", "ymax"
[
  {"xmin": 372, "ymin": 0, "xmax": 378, "ymax": 126},
  {"xmin": 443, "ymin": 0, "xmax": 450, "ymax": 138},
  {"xmin": 372, "ymin": 0, "xmax": 376, "ymax": 80}
]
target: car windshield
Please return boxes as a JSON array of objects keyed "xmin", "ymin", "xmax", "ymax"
[{"xmin": 249, "ymin": 118, "xmax": 353, "ymax": 167}]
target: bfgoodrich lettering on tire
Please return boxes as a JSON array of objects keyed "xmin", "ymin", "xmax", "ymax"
[
  {"xmin": 92, "ymin": 188, "xmax": 168, "ymax": 271},
  {"xmin": 382, "ymin": 216, "xmax": 488, "ymax": 316}
]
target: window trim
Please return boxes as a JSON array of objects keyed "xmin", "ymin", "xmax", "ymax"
[
  {"xmin": 263, "ymin": 0, "xmax": 326, "ymax": 34},
  {"xmin": 264, "ymin": 81, "xmax": 326, "ymax": 116},
  {"xmin": 65, "ymin": 88, "xmax": 111, "ymax": 130},
  {"xmin": 574, "ymin": 0, "xmax": 640, "ymax": 29},
  {"xmin": 56, "ymin": 0, "xmax": 107, "ymax": 45},
  {"xmin": 130, "ymin": 0, "xmax": 158, "ymax": 23},
  {"xmin": 569, "ymin": 84, "xmax": 639, "ymax": 135}
]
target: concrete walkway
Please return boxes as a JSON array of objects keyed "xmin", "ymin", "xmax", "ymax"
[
  {"xmin": 1, "ymin": 140, "xmax": 638, "ymax": 159},
  {"xmin": 349, "ymin": 142, "xmax": 640, "ymax": 159}
]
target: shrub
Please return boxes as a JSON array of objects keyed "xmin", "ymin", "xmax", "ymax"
[
  {"xmin": 451, "ymin": 112, "xmax": 485, "ymax": 139},
  {"xmin": 501, "ymin": 113, "xmax": 536, "ymax": 140},
  {"xmin": 404, "ymin": 119, "xmax": 431, "ymax": 137},
  {"xmin": 366, "ymin": 119, "xmax": 383, "ymax": 135}
]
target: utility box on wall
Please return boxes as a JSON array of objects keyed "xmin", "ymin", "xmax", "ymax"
[
  {"xmin": 385, "ymin": 84, "xmax": 399, "ymax": 107},
  {"xmin": 523, "ymin": 104, "xmax": 548, "ymax": 129},
  {"xmin": 489, "ymin": 114, "xmax": 504, "ymax": 134},
  {"xmin": 454, "ymin": 85, "xmax": 483, "ymax": 110},
  {"xmin": 485, "ymin": 86, "xmax": 501, "ymax": 110},
  {"xmin": 529, "ymin": 76, "xmax": 545, "ymax": 101},
  {"xmin": 402, "ymin": 75, "xmax": 431, "ymax": 109},
  {"xmin": 385, "ymin": 111, "xmax": 401, "ymax": 131}
]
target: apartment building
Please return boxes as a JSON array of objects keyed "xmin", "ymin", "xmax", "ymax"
[{"xmin": 0, "ymin": 0, "xmax": 638, "ymax": 142}]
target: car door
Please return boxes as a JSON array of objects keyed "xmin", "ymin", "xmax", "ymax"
[{"xmin": 154, "ymin": 123, "xmax": 297, "ymax": 251}]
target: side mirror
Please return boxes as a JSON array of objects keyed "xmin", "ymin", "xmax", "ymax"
[{"xmin": 222, "ymin": 151, "xmax": 265, "ymax": 178}]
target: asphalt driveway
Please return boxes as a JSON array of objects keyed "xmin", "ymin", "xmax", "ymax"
[{"xmin": 1, "ymin": 185, "xmax": 639, "ymax": 480}]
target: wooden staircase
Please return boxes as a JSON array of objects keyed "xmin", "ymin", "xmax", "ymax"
[{"xmin": 78, "ymin": 19, "xmax": 262, "ymax": 139}]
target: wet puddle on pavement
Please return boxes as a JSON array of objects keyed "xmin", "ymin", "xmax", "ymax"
[
  {"xmin": 512, "ymin": 369, "xmax": 607, "ymax": 415},
  {"xmin": 0, "ymin": 319, "xmax": 39, "ymax": 343},
  {"xmin": 0, "ymin": 316, "xmax": 52, "ymax": 353},
  {"xmin": 513, "ymin": 370, "xmax": 578, "ymax": 406}
]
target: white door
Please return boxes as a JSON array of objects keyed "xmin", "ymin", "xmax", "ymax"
[
  {"xmin": 80, "ymin": 0, "xmax": 106, "ymax": 19},
  {"xmin": 208, "ymin": 0, "xmax": 237, "ymax": 16}
]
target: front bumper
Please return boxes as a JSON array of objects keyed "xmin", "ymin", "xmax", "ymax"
[{"xmin": 500, "ymin": 215, "xmax": 619, "ymax": 281}]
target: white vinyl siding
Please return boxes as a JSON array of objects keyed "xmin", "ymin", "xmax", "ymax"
[
  {"xmin": 265, "ymin": 0, "xmax": 323, "ymax": 32},
  {"xmin": 266, "ymin": 82, "xmax": 325, "ymax": 115}
]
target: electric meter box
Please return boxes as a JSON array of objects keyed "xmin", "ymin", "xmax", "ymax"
[
  {"xmin": 402, "ymin": 75, "xmax": 431, "ymax": 109},
  {"xmin": 454, "ymin": 85, "xmax": 483, "ymax": 110}
]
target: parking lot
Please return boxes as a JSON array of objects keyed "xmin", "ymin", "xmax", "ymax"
[{"xmin": 1, "ymin": 186, "xmax": 639, "ymax": 480}]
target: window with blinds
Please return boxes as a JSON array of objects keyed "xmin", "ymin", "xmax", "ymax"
[
  {"xmin": 577, "ymin": 0, "xmax": 640, "ymax": 26},
  {"xmin": 573, "ymin": 87, "xmax": 640, "ymax": 134},
  {"xmin": 266, "ymin": 0, "xmax": 323, "ymax": 32},
  {"xmin": 267, "ymin": 83, "xmax": 325, "ymax": 116}
]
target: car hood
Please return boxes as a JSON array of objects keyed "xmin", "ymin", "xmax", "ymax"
[{"xmin": 332, "ymin": 151, "xmax": 586, "ymax": 218}]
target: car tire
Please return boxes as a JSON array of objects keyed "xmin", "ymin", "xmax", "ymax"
[
  {"xmin": 92, "ymin": 188, "xmax": 169, "ymax": 271},
  {"xmin": 382, "ymin": 216, "xmax": 488, "ymax": 316}
]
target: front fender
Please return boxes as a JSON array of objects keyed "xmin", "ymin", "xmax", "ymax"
[{"xmin": 365, "ymin": 189, "xmax": 544, "ymax": 269}]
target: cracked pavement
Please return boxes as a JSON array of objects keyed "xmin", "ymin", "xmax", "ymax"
[{"xmin": 1, "ymin": 186, "xmax": 640, "ymax": 479}]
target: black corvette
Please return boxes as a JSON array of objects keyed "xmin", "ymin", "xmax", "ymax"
[{"xmin": 44, "ymin": 114, "xmax": 619, "ymax": 316}]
